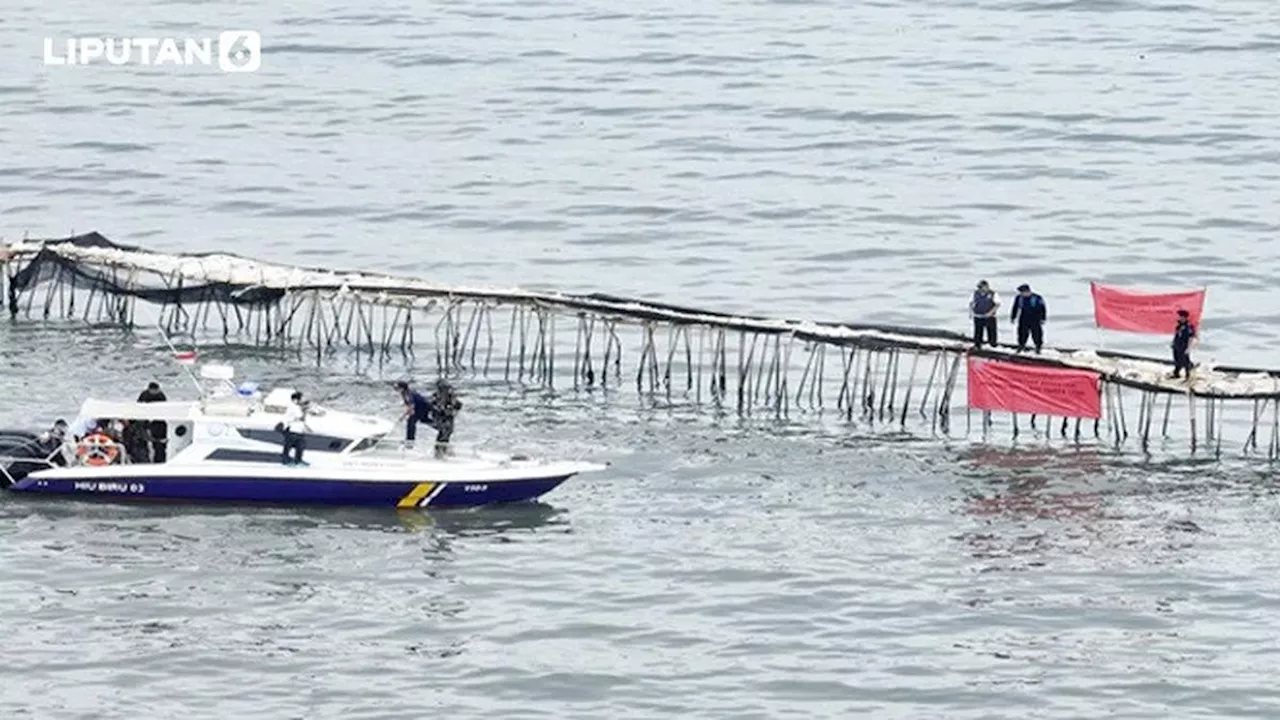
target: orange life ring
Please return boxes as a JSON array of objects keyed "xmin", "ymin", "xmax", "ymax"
[{"xmin": 76, "ymin": 432, "xmax": 119, "ymax": 466}]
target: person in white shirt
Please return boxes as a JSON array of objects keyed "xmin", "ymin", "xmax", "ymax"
[
  {"xmin": 67, "ymin": 415, "xmax": 96, "ymax": 441},
  {"xmin": 280, "ymin": 391, "xmax": 309, "ymax": 465}
]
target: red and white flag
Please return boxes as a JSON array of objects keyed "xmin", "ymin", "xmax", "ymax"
[
  {"xmin": 173, "ymin": 349, "xmax": 198, "ymax": 365},
  {"xmin": 1090, "ymin": 282, "xmax": 1206, "ymax": 334}
]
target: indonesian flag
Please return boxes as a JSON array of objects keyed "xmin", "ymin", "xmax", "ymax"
[
  {"xmin": 1090, "ymin": 282, "xmax": 1206, "ymax": 334},
  {"xmin": 173, "ymin": 349, "xmax": 198, "ymax": 364}
]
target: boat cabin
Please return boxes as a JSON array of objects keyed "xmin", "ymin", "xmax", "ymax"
[{"xmin": 66, "ymin": 364, "xmax": 394, "ymax": 465}]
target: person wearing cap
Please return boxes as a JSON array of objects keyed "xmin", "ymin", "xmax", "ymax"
[
  {"xmin": 969, "ymin": 280, "xmax": 1000, "ymax": 347},
  {"xmin": 1169, "ymin": 309, "xmax": 1197, "ymax": 379},
  {"xmin": 394, "ymin": 380, "xmax": 437, "ymax": 446},
  {"xmin": 1010, "ymin": 283, "xmax": 1047, "ymax": 353}
]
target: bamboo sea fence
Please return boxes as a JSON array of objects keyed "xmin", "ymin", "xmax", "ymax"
[{"xmin": 4, "ymin": 232, "xmax": 1280, "ymax": 459}]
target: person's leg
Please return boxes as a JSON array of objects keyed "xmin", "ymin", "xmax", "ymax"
[
  {"xmin": 1170, "ymin": 349, "xmax": 1185, "ymax": 377},
  {"xmin": 294, "ymin": 435, "xmax": 305, "ymax": 464},
  {"xmin": 986, "ymin": 317, "xmax": 998, "ymax": 346},
  {"xmin": 281, "ymin": 431, "xmax": 293, "ymax": 464},
  {"xmin": 406, "ymin": 415, "xmax": 418, "ymax": 443},
  {"xmin": 972, "ymin": 318, "xmax": 983, "ymax": 346},
  {"xmin": 1031, "ymin": 323, "xmax": 1044, "ymax": 353},
  {"xmin": 1016, "ymin": 324, "xmax": 1029, "ymax": 351},
  {"xmin": 149, "ymin": 424, "xmax": 167, "ymax": 463}
]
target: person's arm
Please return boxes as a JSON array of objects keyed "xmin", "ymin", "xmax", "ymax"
[
  {"xmin": 989, "ymin": 292, "xmax": 1000, "ymax": 317},
  {"xmin": 1010, "ymin": 296, "xmax": 1020, "ymax": 323},
  {"xmin": 1040, "ymin": 297, "xmax": 1047, "ymax": 323}
]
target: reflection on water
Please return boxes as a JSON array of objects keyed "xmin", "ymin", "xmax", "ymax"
[{"xmin": 0, "ymin": 493, "xmax": 567, "ymax": 537}]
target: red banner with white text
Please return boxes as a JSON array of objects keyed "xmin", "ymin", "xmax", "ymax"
[
  {"xmin": 1090, "ymin": 282, "xmax": 1205, "ymax": 334},
  {"xmin": 967, "ymin": 357, "xmax": 1101, "ymax": 419}
]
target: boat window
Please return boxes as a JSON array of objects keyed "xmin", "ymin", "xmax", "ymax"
[{"xmin": 348, "ymin": 434, "xmax": 384, "ymax": 452}]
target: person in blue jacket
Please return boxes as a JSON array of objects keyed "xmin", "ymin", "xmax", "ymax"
[
  {"xmin": 1169, "ymin": 309, "xmax": 1197, "ymax": 379},
  {"xmin": 1010, "ymin": 283, "xmax": 1047, "ymax": 353},
  {"xmin": 969, "ymin": 280, "xmax": 1000, "ymax": 347},
  {"xmin": 394, "ymin": 380, "xmax": 435, "ymax": 444}
]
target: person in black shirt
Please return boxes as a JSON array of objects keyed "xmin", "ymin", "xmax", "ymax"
[
  {"xmin": 428, "ymin": 380, "xmax": 462, "ymax": 446},
  {"xmin": 121, "ymin": 419, "xmax": 149, "ymax": 464},
  {"xmin": 1169, "ymin": 309, "xmax": 1197, "ymax": 379},
  {"xmin": 137, "ymin": 381, "xmax": 168, "ymax": 463},
  {"xmin": 969, "ymin": 280, "xmax": 1000, "ymax": 347},
  {"xmin": 395, "ymin": 381, "xmax": 436, "ymax": 445},
  {"xmin": 1010, "ymin": 284, "xmax": 1048, "ymax": 353}
]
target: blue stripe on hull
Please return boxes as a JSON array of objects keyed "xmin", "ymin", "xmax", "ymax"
[{"xmin": 10, "ymin": 475, "xmax": 569, "ymax": 508}]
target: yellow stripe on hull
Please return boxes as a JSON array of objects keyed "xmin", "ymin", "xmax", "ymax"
[{"xmin": 396, "ymin": 482, "xmax": 436, "ymax": 508}]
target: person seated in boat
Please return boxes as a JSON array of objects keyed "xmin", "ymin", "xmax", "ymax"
[
  {"xmin": 35, "ymin": 419, "xmax": 70, "ymax": 464},
  {"xmin": 280, "ymin": 391, "xmax": 310, "ymax": 465},
  {"xmin": 35, "ymin": 417, "xmax": 69, "ymax": 461},
  {"xmin": 99, "ymin": 419, "xmax": 124, "ymax": 444},
  {"xmin": 36, "ymin": 419, "xmax": 67, "ymax": 448},
  {"xmin": 394, "ymin": 381, "xmax": 435, "ymax": 446}
]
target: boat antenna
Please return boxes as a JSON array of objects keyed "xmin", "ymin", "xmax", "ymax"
[{"xmin": 155, "ymin": 319, "xmax": 204, "ymax": 397}]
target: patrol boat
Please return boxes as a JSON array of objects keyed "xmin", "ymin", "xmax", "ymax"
[{"xmin": 0, "ymin": 364, "xmax": 605, "ymax": 508}]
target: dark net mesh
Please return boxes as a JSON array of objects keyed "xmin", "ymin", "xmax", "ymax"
[{"xmin": 7, "ymin": 233, "xmax": 285, "ymax": 310}]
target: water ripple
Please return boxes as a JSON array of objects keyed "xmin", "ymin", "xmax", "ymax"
[{"xmin": 4, "ymin": 0, "xmax": 1280, "ymax": 716}]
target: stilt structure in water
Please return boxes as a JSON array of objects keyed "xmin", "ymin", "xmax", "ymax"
[{"xmin": 4, "ymin": 232, "xmax": 1280, "ymax": 459}]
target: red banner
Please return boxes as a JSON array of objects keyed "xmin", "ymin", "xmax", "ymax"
[
  {"xmin": 967, "ymin": 357, "xmax": 1101, "ymax": 419},
  {"xmin": 1090, "ymin": 282, "xmax": 1205, "ymax": 334}
]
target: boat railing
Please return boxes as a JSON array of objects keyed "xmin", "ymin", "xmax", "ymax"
[{"xmin": 0, "ymin": 445, "xmax": 65, "ymax": 486}]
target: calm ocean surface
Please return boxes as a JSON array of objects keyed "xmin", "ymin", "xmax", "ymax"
[{"xmin": 3, "ymin": 0, "xmax": 1280, "ymax": 717}]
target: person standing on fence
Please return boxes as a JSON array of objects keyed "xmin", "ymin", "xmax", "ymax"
[
  {"xmin": 969, "ymin": 280, "xmax": 1000, "ymax": 347},
  {"xmin": 1169, "ymin": 309, "xmax": 1198, "ymax": 380},
  {"xmin": 1010, "ymin": 283, "xmax": 1047, "ymax": 354}
]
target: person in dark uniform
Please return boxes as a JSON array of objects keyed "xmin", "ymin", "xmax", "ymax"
[
  {"xmin": 1169, "ymin": 309, "xmax": 1197, "ymax": 379},
  {"xmin": 137, "ymin": 381, "xmax": 168, "ymax": 463},
  {"xmin": 395, "ymin": 381, "xmax": 436, "ymax": 445},
  {"xmin": 969, "ymin": 280, "xmax": 1000, "ymax": 347},
  {"xmin": 428, "ymin": 379, "xmax": 462, "ymax": 448},
  {"xmin": 120, "ymin": 420, "xmax": 150, "ymax": 464},
  {"xmin": 1010, "ymin": 283, "xmax": 1047, "ymax": 353}
]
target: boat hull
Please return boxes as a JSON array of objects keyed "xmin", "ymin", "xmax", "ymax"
[{"xmin": 8, "ymin": 472, "xmax": 571, "ymax": 508}]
